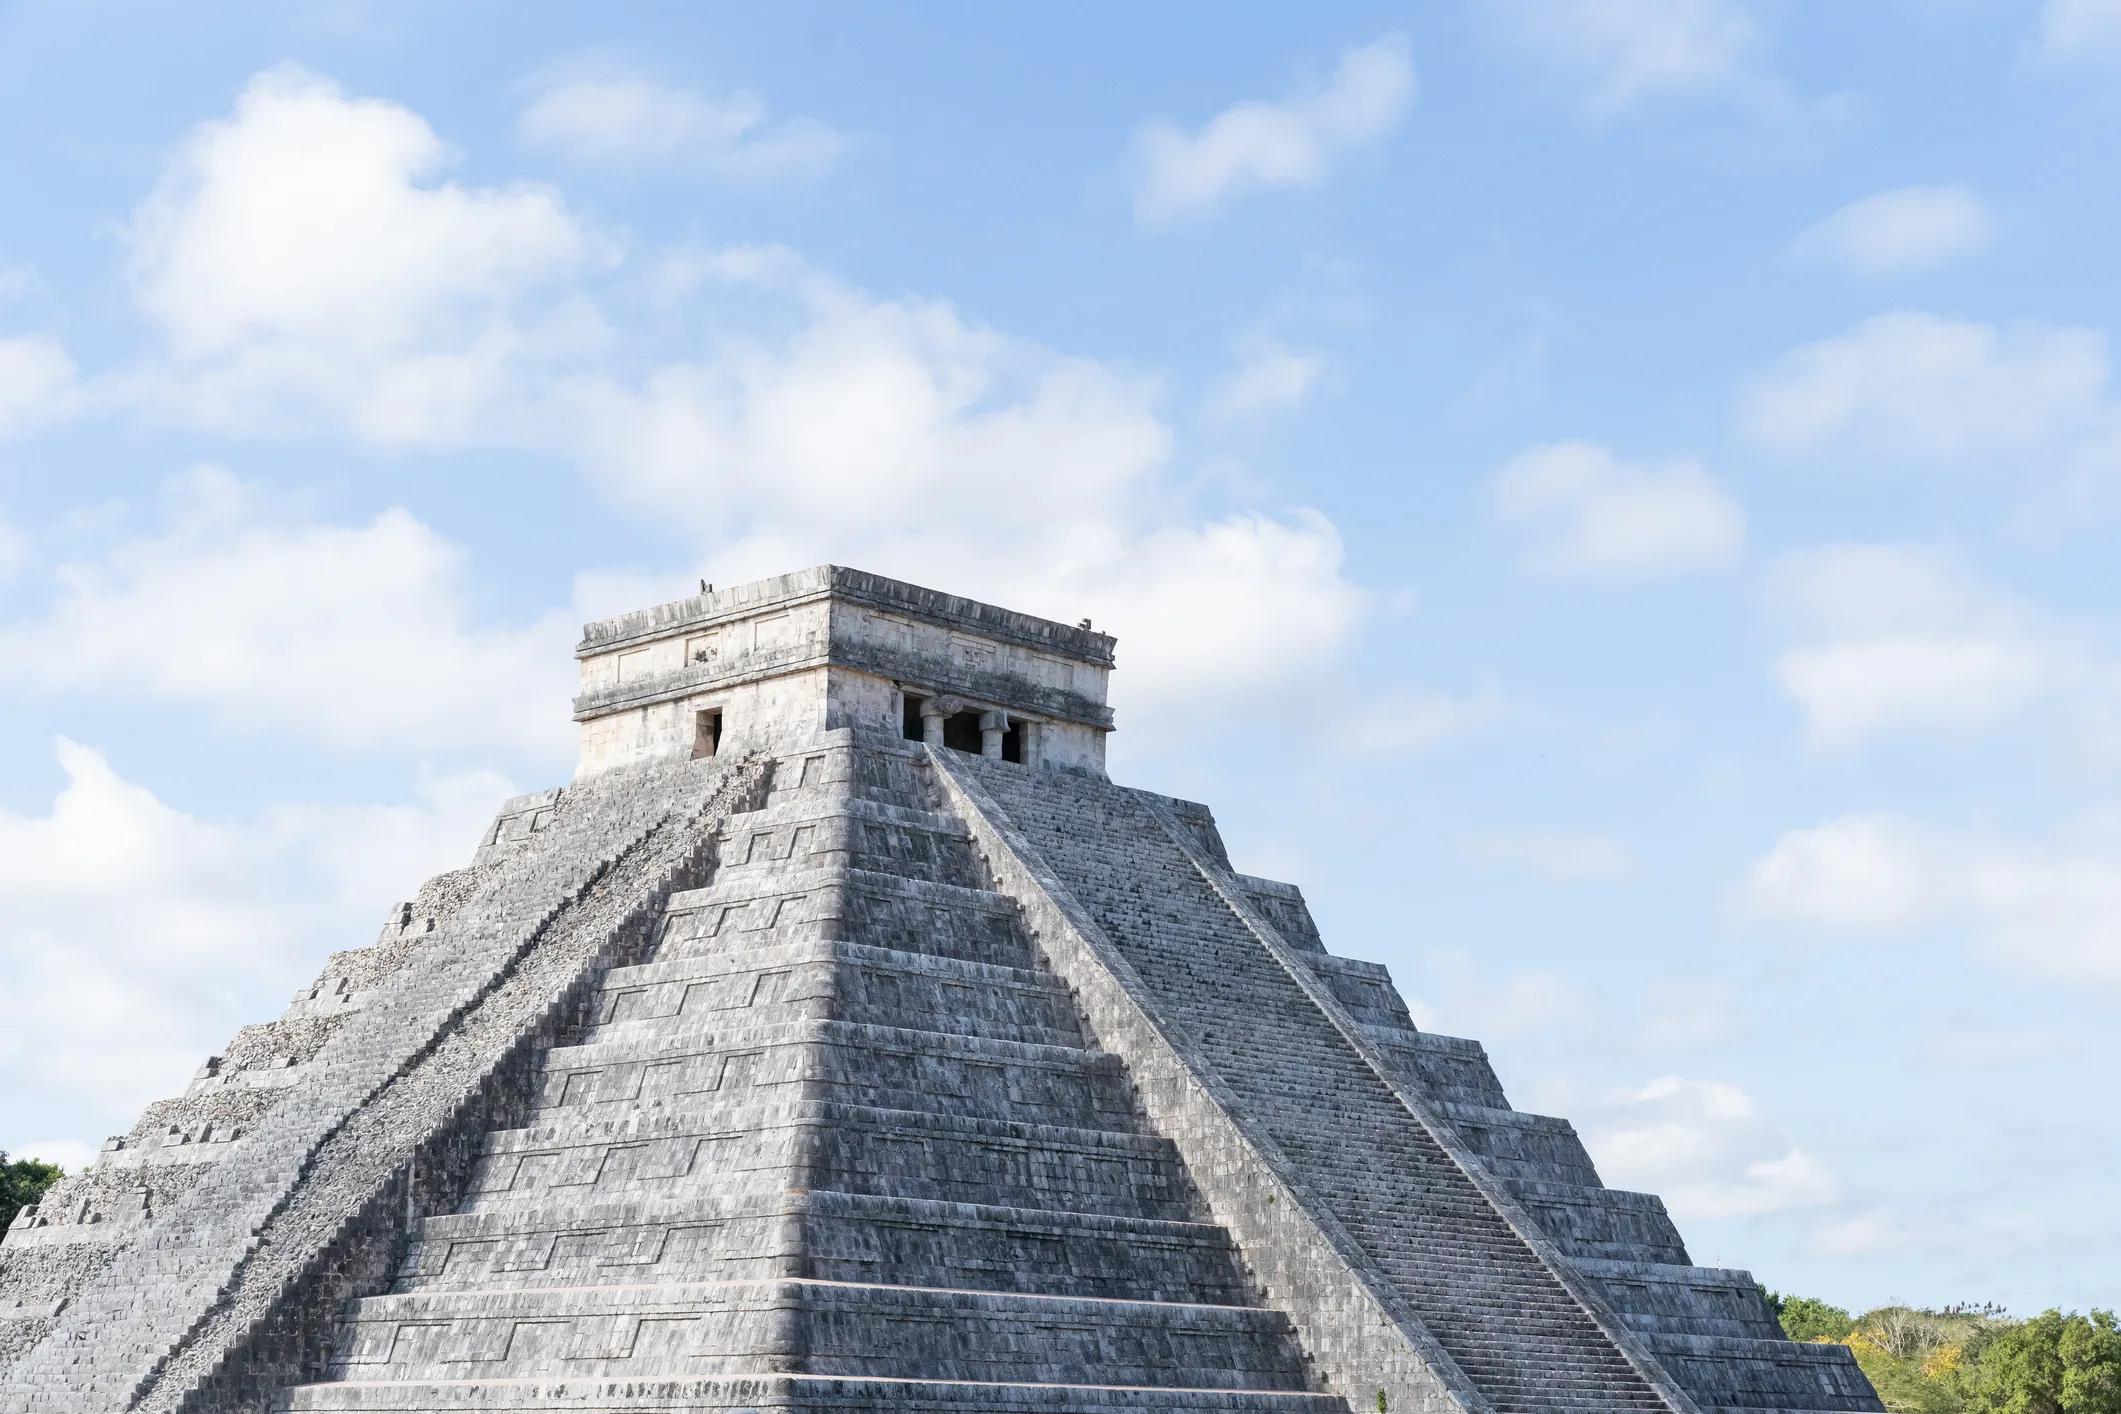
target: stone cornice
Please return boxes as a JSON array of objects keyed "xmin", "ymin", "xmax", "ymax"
[{"xmin": 577, "ymin": 564, "xmax": 1117, "ymax": 667}]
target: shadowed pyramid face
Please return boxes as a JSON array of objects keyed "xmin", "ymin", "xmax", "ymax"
[
  {"xmin": 0, "ymin": 567, "xmax": 1883, "ymax": 1414},
  {"xmin": 570, "ymin": 564, "xmax": 1118, "ymax": 778}
]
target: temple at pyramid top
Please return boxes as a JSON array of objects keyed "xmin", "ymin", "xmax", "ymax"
[
  {"xmin": 573, "ymin": 564, "xmax": 1118, "ymax": 776},
  {"xmin": 2, "ymin": 564, "xmax": 1884, "ymax": 1414}
]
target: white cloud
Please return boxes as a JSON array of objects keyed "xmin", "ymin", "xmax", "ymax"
[
  {"xmin": 517, "ymin": 63, "xmax": 847, "ymax": 178},
  {"xmin": 1775, "ymin": 639, "xmax": 2046, "ymax": 745},
  {"xmin": 0, "ymin": 508, "xmax": 25, "ymax": 582},
  {"xmin": 2037, "ymin": 0, "xmax": 2121, "ymax": 65},
  {"xmin": 1203, "ymin": 338, "xmax": 1325, "ymax": 425},
  {"xmin": 1462, "ymin": 828, "xmax": 1636, "ymax": 883},
  {"xmin": 1747, "ymin": 812, "xmax": 2121, "ymax": 984},
  {"xmin": 1764, "ymin": 544, "xmax": 2074, "ymax": 749},
  {"xmin": 559, "ymin": 257, "xmax": 1170, "ymax": 539},
  {"xmin": 1746, "ymin": 814, "xmax": 1937, "ymax": 930},
  {"xmin": 1492, "ymin": 441, "xmax": 1746, "ymax": 577},
  {"xmin": 0, "ymin": 467, "xmax": 578, "ymax": 762},
  {"xmin": 1581, "ymin": 1075, "xmax": 1840, "ymax": 1220},
  {"xmin": 0, "ymin": 737, "xmax": 511, "ymax": 1151},
  {"xmin": 123, "ymin": 64, "xmax": 602, "ymax": 442},
  {"xmin": 1483, "ymin": 0, "xmax": 1768, "ymax": 117},
  {"xmin": 0, "ymin": 332, "xmax": 78, "ymax": 436},
  {"xmin": 88, "ymin": 73, "xmax": 1374, "ymax": 742},
  {"xmin": 1128, "ymin": 33, "xmax": 1413, "ymax": 224},
  {"xmin": 1741, "ymin": 312, "xmax": 2110, "ymax": 460},
  {"xmin": 1792, "ymin": 185, "xmax": 1993, "ymax": 278},
  {"xmin": 1810, "ymin": 1210, "xmax": 1912, "ymax": 1258},
  {"xmin": 1341, "ymin": 684, "xmax": 1506, "ymax": 757},
  {"xmin": 552, "ymin": 253, "xmax": 1368, "ymax": 731}
]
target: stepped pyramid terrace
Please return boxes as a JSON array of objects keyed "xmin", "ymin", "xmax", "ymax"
[{"xmin": 0, "ymin": 565, "xmax": 1884, "ymax": 1414}]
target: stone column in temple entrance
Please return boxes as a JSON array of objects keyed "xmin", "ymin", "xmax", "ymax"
[
  {"xmin": 1019, "ymin": 719, "xmax": 1042, "ymax": 769},
  {"xmin": 980, "ymin": 709, "xmax": 1008, "ymax": 759},
  {"xmin": 922, "ymin": 698, "xmax": 948, "ymax": 747}
]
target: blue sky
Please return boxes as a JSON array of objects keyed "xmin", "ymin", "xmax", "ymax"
[{"xmin": 3, "ymin": 0, "xmax": 2119, "ymax": 1314}]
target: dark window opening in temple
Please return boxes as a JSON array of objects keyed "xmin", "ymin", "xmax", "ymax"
[
  {"xmin": 692, "ymin": 708, "xmax": 724, "ymax": 760},
  {"xmin": 1002, "ymin": 721, "xmax": 1024, "ymax": 763},
  {"xmin": 943, "ymin": 710, "xmax": 984, "ymax": 754},
  {"xmin": 901, "ymin": 693, "xmax": 926, "ymax": 742}
]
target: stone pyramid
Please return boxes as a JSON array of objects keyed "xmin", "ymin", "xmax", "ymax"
[{"xmin": 0, "ymin": 566, "xmax": 1884, "ymax": 1414}]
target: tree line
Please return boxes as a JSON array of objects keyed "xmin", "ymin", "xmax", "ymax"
[{"xmin": 1771, "ymin": 1293, "xmax": 2121, "ymax": 1414}]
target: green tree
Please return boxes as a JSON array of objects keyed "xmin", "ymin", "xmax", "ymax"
[
  {"xmin": 1774, "ymin": 1292, "xmax": 1857, "ymax": 1343},
  {"xmin": 0, "ymin": 1150, "xmax": 65, "ymax": 1232},
  {"xmin": 1963, "ymin": 1310, "xmax": 2121, "ymax": 1414}
]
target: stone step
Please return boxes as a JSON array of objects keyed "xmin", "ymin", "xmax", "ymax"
[
  {"xmin": 714, "ymin": 797, "xmax": 982, "ymax": 890},
  {"xmin": 656, "ymin": 868, "xmax": 1030, "ymax": 969},
  {"xmin": 460, "ymin": 1099, "xmax": 1199, "ymax": 1222},
  {"xmin": 525, "ymin": 1019, "xmax": 1132, "ymax": 1131},
  {"xmin": 1640, "ymin": 1333, "xmax": 1881, "ymax": 1411},
  {"xmin": 1501, "ymin": 1178, "xmax": 1690, "ymax": 1266},
  {"xmin": 1572, "ymin": 1257, "xmax": 1784, "ymax": 1341},
  {"xmin": 279, "ymin": 1374, "xmax": 1350, "ymax": 1412},
  {"xmin": 583, "ymin": 941, "xmax": 1083, "ymax": 1051},
  {"xmin": 958, "ymin": 755, "xmax": 1676, "ymax": 1414},
  {"xmin": 1432, "ymin": 1102, "xmax": 1602, "ymax": 1188},
  {"xmin": 398, "ymin": 1189, "xmax": 1254, "ymax": 1305},
  {"xmin": 319, "ymin": 1280, "xmax": 1313, "ymax": 1390}
]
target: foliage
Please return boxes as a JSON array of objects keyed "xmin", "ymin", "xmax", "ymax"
[
  {"xmin": 1774, "ymin": 1298, "xmax": 2121, "ymax": 1414},
  {"xmin": 1773, "ymin": 1291, "xmax": 1856, "ymax": 1343},
  {"xmin": 1960, "ymin": 1310, "xmax": 2121, "ymax": 1414},
  {"xmin": 0, "ymin": 1150, "xmax": 66, "ymax": 1232}
]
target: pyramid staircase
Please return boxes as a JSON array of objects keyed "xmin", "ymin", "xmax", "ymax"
[
  {"xmin": 941, "ymin": 750, "xmax": 1877, "ymax": 1414},
  {"xmin": 280, "ymin": 738, "xmax": 1340, "ymax": 1412}
]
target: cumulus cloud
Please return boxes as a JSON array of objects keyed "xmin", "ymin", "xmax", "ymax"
[
  {"xmin": 2036, "ymin": 0, "xmax": 2121, "ymax": 65},
  {"xmin": 1747, "ymin": 812, "xmax": 2121, "ymax": 984},
  {"xmin": 1775, "ymin": 639, "xmax": 2046, "ymax": 745},
  {"xmin": 550, "ymin": 253, "xmax": 1368, "ymax": 730},
  {"xmin": 1764, "ymin": 544, "xmax": 2073, "ymax": 748},
  {"xmin": 1581, "ymin": 1075, "xmax": 1840, "ymax": 1220},
  {"xmin": 1461, "ymin": 828, "xmax": 1636, "ymax": 883},
  {"xmin": 1741, "ymin": 312, "xmax": 2110, "ymax": 460},
  {"xmin": 517, "ymin": 62, "xmax": 847, "ymax": 178},
  {"xmin": 1128, "ymin": 33, "xmax": 1413, "ymax": 224},
  {"xmin": 0, "ymin": 467, "xmax": 578, "ymax": 762},
  {"xmin": 1792, "ymin": 185, "xmax": 1993, "ymax": 278},
  {"xmin": 81, "ymin": 70, "xmax": 1373, "ymax": 746},
  {"xmin": 0, "ymin": 508, "xmax": 25, "ymax": 583},
  {"xmin": 1482, "ymin": 0, "xmax": 1770, "ymax": 117},
  {"xmin": 0, "ymin": 332, "xmax": 79, "ymax": 436},
  {"xmin": 558, "ymin": 255, "xmax": 1171, "ymax": 539},
  {"xmin": 1745, "ymin": 814, "xmax": 1937, "ymax": 930},
  {"xmin": 123, "ymin": 64, "xmax": 603, "ymax": 441},
  {"xmin": 0, "ymin": 737, "xmax": 511, "ymax": 1151},
  {"xmin": 1202, "ymin": 337, "xmax": 1326, "ymax": 425},
  {"xmin": 1492, "ymin": 441, "xmax": 1746, "ymax": 577}
]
